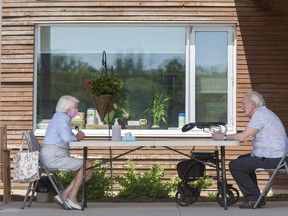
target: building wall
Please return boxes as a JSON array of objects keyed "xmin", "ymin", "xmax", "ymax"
[{"xmin": 1, "ymin": 0, "xmax": 288, "ymax": 195}]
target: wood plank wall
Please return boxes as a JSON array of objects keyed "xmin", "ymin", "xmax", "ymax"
[{"xmin": 1, "ymin": 0, "xmax": 288, "ymax": 196}]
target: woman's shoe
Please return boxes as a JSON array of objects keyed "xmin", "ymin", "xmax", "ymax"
[
  {"xmin": 67, "ymin": 199, "xmax": 81, "ymax": 210},
  {"xmin": 54, "ymin": 195, "xmax": 71, "ymax": 209},
  {"xmin": 65, "ymin": 200, "xmax": 72, "ymax": 209},
  {"xmin": 53, "ymin": 195, "xmax": 65, "ymax": 209}
]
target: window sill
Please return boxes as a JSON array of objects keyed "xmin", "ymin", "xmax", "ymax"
[{"xmin": 34, "ymin": 128, "xmax": 213, "ymax": 138}]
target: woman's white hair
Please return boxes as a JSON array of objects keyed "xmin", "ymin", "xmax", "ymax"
[
  {"xmin": 55, "ymin": 95, "xmax": 79, "ymax": 112},
  {"xmin": 246, "ymin": 91, "xmax": 265, "ymax": 108}
]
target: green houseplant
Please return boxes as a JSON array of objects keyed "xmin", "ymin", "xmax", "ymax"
[
  {"xmin": 83, "ymin": 51, "xmax": 125, "ymax": 121},
  {"xmin": 83, "ymin": 76, "xmax": 124, "ymax": 98},
  {"xmin": 144, "ymin": 92, "xmax": 170, "ymax": 128},
  {"xmin": 83, "ymin": 51, "xmax": 124, "ymax": 122},
  {"xmin": 83, "ymin": 76, "xmax": 124, "ymax": 121}
]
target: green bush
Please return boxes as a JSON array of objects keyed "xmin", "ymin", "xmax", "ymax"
[
  {"xmin": 115, "ymin": 159, "xmax": 174, "ymax": 199},
  {"xmin": 189, "ymin": 177, "xmax": 213, "ymax": 189},
  {"xmin": 57, "ymin": 160, "xmax": 215, "ymax": 201}
]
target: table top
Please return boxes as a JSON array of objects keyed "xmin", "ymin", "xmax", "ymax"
[{"xmin": 70, "ymin": 140, "xmax": 239, "ymax": 147}]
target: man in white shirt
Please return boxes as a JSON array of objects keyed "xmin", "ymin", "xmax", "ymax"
[{"xmin": 212, "ymin": 91, "xmax": 288, "ymax": 209}]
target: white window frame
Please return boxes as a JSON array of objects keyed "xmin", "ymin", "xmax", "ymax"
[
  {"xmin": 33, "ymin": 23, "xmax": 237, "ymax": 137},
  {"xmin": 186, "ymin": 25, "xmax": 237, "ymax": 135}
]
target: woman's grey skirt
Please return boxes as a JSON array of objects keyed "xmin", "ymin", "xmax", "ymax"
[{"xmin": 40, "ymin": 144, "xmax": 83, "ymax": 172}]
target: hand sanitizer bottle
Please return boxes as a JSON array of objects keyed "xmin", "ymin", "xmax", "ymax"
[{"xmin": 112, "ymin": 118, "xmax": 121, "ymax": 141}]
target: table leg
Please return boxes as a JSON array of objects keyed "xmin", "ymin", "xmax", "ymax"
[
  {"xmin": 109, "ymin": 147, "xmax": 114, "ymax": 196},
  {"xmin": 81, "ymin": 146, "xmax": 87, "ymax": 211},
  {"xmin": 220, "ymin": 146, "xmax": 228, "ymax": 210}
]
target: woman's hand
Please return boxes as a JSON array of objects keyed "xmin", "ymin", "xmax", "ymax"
[{"xmin": 76, "ymin": 131, "xmax": 85, "ymax": 141}]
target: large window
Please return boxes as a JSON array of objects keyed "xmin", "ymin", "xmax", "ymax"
[{"xmin": 34, "ymin": 24, "xmax": 236, "ymax": 137}]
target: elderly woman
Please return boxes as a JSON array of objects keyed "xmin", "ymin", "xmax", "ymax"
[{"xmin": 40, "ymin": 95, "xmax": 93, "ymax": 210}]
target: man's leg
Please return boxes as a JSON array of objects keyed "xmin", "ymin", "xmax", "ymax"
[{"xmin": 229, "ymin": 155, "xmax": 280, "ymax": 201}]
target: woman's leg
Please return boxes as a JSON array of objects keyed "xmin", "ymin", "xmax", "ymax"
[{"xmin": 62, "ymin": 160, "xmax": 93, "ymax": 202}]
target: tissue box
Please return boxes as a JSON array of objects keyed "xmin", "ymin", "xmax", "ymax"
[
  {"xmin": 127, "ymin": 120, "xmax": 140, "ymax": 126},
  {"xmin": 122, "ymin": 136, "xmax": 136, "ymax": 141}
]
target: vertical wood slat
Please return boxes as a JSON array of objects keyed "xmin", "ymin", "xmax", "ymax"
[{"xmin": 0, "ymin": 124, "xmax": 12, "ymax": 203}]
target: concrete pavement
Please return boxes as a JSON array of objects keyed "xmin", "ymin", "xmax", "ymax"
[{"xmin": 1, "ymin": 201, "xmax": 288, "ymax": 216}]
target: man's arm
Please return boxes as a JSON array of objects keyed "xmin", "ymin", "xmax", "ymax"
[{"xmin": 212, "ymin": 127, "xmax": 258, "ymax": 142}]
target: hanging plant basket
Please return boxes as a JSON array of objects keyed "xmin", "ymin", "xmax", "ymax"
[
  {"xmin": 93, "ymin": 95, "xmax": 115, "ymax": 121},
  {"xmin": 83, "ymin": 51, "xmax": 124, "ymax": 122}
]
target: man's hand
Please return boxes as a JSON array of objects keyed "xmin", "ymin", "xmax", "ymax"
[{"xmin": 212, "ymin": 131, "xmax": 225, "ymax": 140}]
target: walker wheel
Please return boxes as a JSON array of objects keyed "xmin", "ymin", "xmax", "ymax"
[
  {"xmin": 175, "ymin": 187, "xmax": 194, "ymax": 206},
  {"xmin": 229, "ymin": 187, "xmax": 240, "ymax": 204},
  {"xmin": 216, "ymin": 189, "xmax": 235, "ymax": 207}
]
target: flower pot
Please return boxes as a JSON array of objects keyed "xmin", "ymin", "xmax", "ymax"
[
  {"xmin": 37, "ymin": 192, "xmax": 54, "ymax": 203},
  {"xmin": 93, "ymin": 95, "xmax": 115, "ymax": 121}
]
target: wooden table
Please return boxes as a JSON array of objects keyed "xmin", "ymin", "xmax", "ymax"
[{"xmin": 70, "ymin": 140, "xmax": 239, "ymax": 210}]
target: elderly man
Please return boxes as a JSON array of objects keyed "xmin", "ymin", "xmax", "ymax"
[{"xmin": 212, "ymin": 91, "xmax": 288, "ymax": 209}]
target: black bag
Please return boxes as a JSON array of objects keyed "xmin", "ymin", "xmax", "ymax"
[
  {"xmin": 176, "ymin": 159, "xmax": 205, "ymax": 180},
  {"xmin": 36, "ymin": 176, "xmax": 55, "ymax": 193}
]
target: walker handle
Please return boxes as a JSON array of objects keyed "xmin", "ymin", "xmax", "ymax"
[{"xmin": 181, "ymin": 122, "xmax": 227, "ymax": 133}]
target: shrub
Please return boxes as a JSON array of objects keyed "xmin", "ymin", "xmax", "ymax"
[{"xmin": 115, "ymin": 159, "xmax": 173, "ymax": 199}]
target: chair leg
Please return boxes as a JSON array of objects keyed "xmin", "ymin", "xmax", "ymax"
[
  {"xmin": 253, "ymin": 170, "xmax": 279, "ymax": 209},
  {"xmin": 21, "ymin": 181, "xmax": 38, "ymax": 209},
  {"xmin": 53, "ymin": 174, "xmax": 65, "ymax": 191},
  {"xmin": 27, "ymin": 181, "xmax": 39, "ymax": 207},
  {"xmin": 46, "ymin": 174, "xmax": 70, "ymax": 210}
]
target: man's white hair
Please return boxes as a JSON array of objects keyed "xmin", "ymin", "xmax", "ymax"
[{"xmin": 246, "ymin": 91, "xmax": 265, "ymax": 108}]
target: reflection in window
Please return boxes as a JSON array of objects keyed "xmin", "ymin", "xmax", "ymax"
[
  {"xmin": 195, "ymin": 31, "xmax": 228, "ymax": 123},
  {"xmin": 36, "ymin": 26, "xmax": 186, "ymax": 130},
  {"xmin": 35, "ymin": 25, "xmax": 235, "ymax": 134}
]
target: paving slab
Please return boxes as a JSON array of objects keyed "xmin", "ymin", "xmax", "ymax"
[{"xmin": 1, "ymin": 201, "xmax": 288, "ymax": 216}]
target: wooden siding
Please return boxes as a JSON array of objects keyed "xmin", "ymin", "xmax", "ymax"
[{"xmin": 1, "ymin": 0, "xmax": 288, "ymax": 196}]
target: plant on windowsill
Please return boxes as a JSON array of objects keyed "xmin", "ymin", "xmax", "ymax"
[{"xmin": 144, "ymin": 92, "xmax": 170, "ymax": 129}]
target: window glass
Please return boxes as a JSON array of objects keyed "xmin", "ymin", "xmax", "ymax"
[
  {"xmin": 35, "ymin": 24, "xmax": 235, "ymax": 136},
  {"xmin": 195, "ymin": 31, "xmax": 228, "ymax": 123},
  {"xmin": 36, "ymin": 26, "xmax": 186, "ymax": 130}
]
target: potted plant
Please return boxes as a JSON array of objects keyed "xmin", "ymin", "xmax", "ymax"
[
  {"xmin": 83, "ymin": 75, "xmax": 124, "ymax": 121},
  {"xmin": 83, "ymin": 51, "xmax": 124, "ymax": 121},
  {"xmin": 83, "ymin": 76, "xmax": 124, "ymax": 98},
  {"xmin": 144, "ymin": 92, "xmax": 171, "ymax": 128}
]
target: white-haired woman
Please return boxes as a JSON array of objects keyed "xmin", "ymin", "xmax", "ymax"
[{"xmin": 40, "ymin": 95, "xmax": 93, "ymax": 210}]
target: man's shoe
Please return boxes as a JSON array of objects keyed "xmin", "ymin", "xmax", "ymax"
[{"xmin": 239, "ymin": 200, "xmax": 266, "ymax": 209}]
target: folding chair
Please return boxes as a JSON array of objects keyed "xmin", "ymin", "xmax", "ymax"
[
  {"xmin": 253, "ymin": 148, "xmax": 288, "ymax": 209},
  {"xmin": 21, "ymin": 131, "xmax": 71, "ymax": 210}
]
